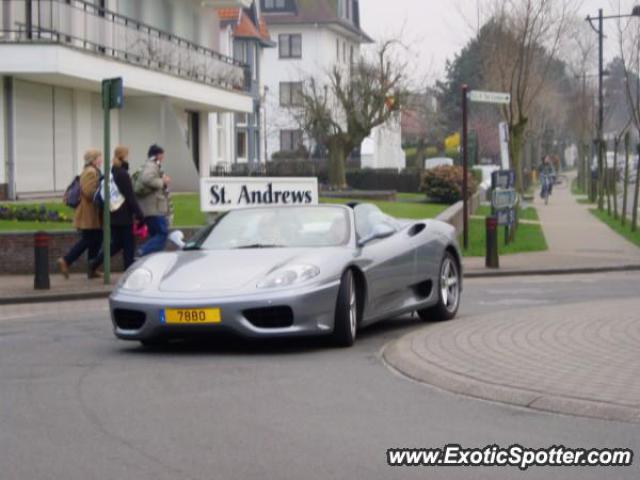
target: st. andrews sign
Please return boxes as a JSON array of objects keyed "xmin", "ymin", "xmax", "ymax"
[{"xmin": 200, "ymin": 177, "xmax": 319, "ymax": 212}]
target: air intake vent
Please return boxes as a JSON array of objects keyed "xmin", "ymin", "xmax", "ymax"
[
  {"xmin": 243, "ymin": 306, "xmax": 294, "ymax": 329},
  {"xmin": 114, "ymin": 309, "xmax": 146, "ymax": 330}
]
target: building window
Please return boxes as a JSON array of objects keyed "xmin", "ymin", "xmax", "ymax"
[
  {"xmin": 336, "ymin": 38, "xmax": 340, "ymax": 60},
  {"xmin": 280, "ymin": 130, "xmax": 303, "ymax": 152},
  {"xmin": 279, "ymin": 34, "xmax": 302, "ymax": 59},
  {"xmin": 237, "ymin": 130, "xmax": 248, "ymax": 159},
  {"xmin": 279, "ymin": 82, "xmax": 303, "ymax": 107},
  {"xmin": 253, "ymin": 46, "xmax": 259, "ymax": 81},
  {"xmin": 264, "ymin": 0, "xmax": 286, "ymax": 10},
  {"xmin": 350, "ymin": 45, "xmax": 354, "ymax": 65}
]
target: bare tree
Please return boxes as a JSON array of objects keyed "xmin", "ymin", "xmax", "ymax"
[
  {"xmin": 480, "ymin": 0, "xmax": 576, "ymax": 193},
  {"xmin": 613, "ymin": 2, "xmax": 640, "ymax": 229},
  {"xmin": 295, "ymin": 41, "xmax": 408, "ymax": 188}
]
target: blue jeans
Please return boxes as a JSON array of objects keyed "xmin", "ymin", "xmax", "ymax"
[
  {"xmin": 64, "ymin": 229, "xmax": 103, "ymax": 266},
  {"xmin": 139, "ymin": 216, "xmax": 169, "ymax": 257}
]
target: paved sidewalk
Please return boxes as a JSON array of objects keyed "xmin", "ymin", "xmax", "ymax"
[
  {"xmin": 464, "ymin": 172, "xmax": 640, "ymax": 276},
  {"xmin": 0, "ymin": 273, "xmax": 117, "ymax": 305},
  {"xmin": 384, "ymin": 297, "xmax": 640, "ymax": 424}
]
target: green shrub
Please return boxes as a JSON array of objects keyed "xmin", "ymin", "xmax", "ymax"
[
  {"xmin": 347, "ymin": 168, "xmax": 422, "ymax": 193},
  {"xmin": 422, "ymin": 166, "xmax": 478, "ymax": 203},
  {"xmin": 471, "ymin": 167, "xmax": 483, "ymax": 186},
  {"xmin": 425, "ymin": 146, "xmax": 440, "ymax": 158}
]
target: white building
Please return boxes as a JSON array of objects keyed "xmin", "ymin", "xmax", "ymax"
[
  {"xmin": 0, "ymin": 0, "xmax": 253, "ymax": 199},
  {"xmin": 361, "ymin": 114, "xmax": 406, "ymax": 171},
  {"xmin": 260, "ymin": 0, "xmax": 404, "ymax": 170}
]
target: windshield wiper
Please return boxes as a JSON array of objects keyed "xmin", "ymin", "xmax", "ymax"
[{"xmin": 234, "ymin": 244, "xmax": 285, "ymax": 249}]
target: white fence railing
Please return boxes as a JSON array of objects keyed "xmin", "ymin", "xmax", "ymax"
[{"xmin": 0, "ymin": 0, "xmax": 249, "ymax": 91}]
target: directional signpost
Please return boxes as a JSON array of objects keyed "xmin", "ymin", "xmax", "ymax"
[
  {"xmin": 468, "ymin": 90, "xmax": 512, "ymax": 105},
  {"xmin": 462, "ymin": 88, "xmax": 511, "ymax": 251}
]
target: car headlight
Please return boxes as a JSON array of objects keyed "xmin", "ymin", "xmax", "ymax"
[
  {"xmin": 121, "ymin": 268, "xmax": 153, "ymax": 291},
  {"xmin": 257, "ymin": 264, "xmax": 320, "ymax": 289}
]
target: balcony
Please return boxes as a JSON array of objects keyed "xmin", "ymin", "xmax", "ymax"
[{"xmin": 0, "ymin": 0, "xmax": 250, "ymax": 92}]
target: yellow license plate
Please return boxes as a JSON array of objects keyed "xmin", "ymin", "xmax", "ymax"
[{"xmin": 164, "ymin": 308, "xmax": 221, "ymax": 325}]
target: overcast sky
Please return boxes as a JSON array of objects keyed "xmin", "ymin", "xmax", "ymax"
[{"xmin": 360, "ymin": 0, "xmax": 627, "ymax": 84}]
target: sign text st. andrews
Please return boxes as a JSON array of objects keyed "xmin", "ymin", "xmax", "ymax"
[{"xmin": 468, "ymin": 90, "xmax": 511, "ymax": 105}]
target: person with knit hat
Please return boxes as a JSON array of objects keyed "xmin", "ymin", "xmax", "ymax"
[
  {"xmin": 89, "ymin": 146, "xmax": 145, "ymax": 273},
  {"xmin": 136, "ymin": 144, "xmax": 172, "ymax": 256},
  {"xmin": 57, "ymin": 149, "xmax": 104, "ymax": 279}
]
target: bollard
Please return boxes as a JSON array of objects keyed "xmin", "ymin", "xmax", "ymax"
[
  {"xmin": 34, "ymin": 231, "xmax": 50, "ymax": 290},
  {"xmin": 485, "ymin": 216, "xmax": 499, "ymax": 269}
]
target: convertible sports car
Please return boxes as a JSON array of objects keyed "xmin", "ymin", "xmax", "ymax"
[{"xmin": 109, "ymin": 203, "xmax": 462, "ymax": 347}]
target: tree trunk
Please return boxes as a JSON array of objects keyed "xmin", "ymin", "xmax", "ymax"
[
  {"xmin": 597, "ymin": 140, "xmax": 605, "ymax": 211},
  {"xmin": 612, "ymin": 140, "xmax": 619, "ymax": 220},
  {"xmin": 632, "ymin": 143, "xmax": 640, "ymax": 232},
  {"xmin": 622, "ymin": 133, "xmax": 630, "ymax": 227},
  {"xmin": 328, "ymin": 138, "xmax": 347, "ymax": 189},
  {"xmin": 509, "ymin": 121, "xmax": 527, "ymax": 195}
]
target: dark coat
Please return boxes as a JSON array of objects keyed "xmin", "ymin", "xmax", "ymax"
[{"xmin": 112, "ymin": 163, "xmax": 145, "ymax": 226}]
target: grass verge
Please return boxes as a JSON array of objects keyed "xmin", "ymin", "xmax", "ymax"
[
  {"xmin": 0, "ymin": 193, "xmax": 447, "ymax": 232},
  {"xmin": 590, "ymin": 209, "xmax": 640, "ymax": 248},
  {"xmin": 463, "ymin": 218, "xmax": 548, "ymax": 257}
]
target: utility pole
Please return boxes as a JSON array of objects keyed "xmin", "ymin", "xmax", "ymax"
[
  {"xmin": 462, "ymin": 84, "xmax": 469, "ymax": 251},
  {"xmin": 597, "ymin": 8, "xmax": 605, "ymax": 211}
]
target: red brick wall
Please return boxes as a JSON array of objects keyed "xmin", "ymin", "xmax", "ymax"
[{"xmin": 0, "ymin": 228, "xmax": 200, "ymax": 275}]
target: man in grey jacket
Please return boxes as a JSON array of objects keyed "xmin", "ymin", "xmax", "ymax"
[{"xmin": 136, "ymin": 144, "xmax": 171, "ymax": 256}]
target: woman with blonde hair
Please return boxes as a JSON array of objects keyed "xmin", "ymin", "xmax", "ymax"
[
  {"xmin": 90, "ymin": 146, "xmax": 144, "ymax": 273},
  {"xmin": 57, "ymin": 149, "xmax": 103, "ymax": 279}
]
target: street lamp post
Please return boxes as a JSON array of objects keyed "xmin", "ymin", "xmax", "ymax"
[{"xmin": 586, "ymin": 6, "xmax": 640, "ymax": 211}]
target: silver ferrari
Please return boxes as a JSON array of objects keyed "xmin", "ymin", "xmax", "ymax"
[{"xmin": 109, "ymin": 203, "xmax": 462, "ymax": 347}]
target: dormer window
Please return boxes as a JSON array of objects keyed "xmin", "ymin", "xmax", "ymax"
[{"xmin": 263, "ymin": 0, "xmax": 287, "ymax": 10}]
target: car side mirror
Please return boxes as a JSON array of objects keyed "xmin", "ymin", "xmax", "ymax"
[
  {"xmin": 168, "ymin": 230, "xmax": 186, "ymax": 249},
  {"xmin": 358, "ymin": 223, "xmax": 395, "ymax": 248}
]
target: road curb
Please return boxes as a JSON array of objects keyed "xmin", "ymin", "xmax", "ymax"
[
  {"xmin": 464, "ymin": 264, "xmax": 640, "ymax": 278},
  {"xmin": 0, "ymin": 290, "xmax": 111, "ymax": 306},
  {"xmin": 383, "ymin": 329, "xmax": 640, "ymax": 424}
]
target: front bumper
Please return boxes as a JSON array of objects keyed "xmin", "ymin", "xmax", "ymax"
[{"xmin": 109, "ymin": 282, "xmax": 340, "ymax": 341}]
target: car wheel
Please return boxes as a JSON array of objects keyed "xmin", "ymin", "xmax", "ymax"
[
  {"xmin": 332, "ymin": 270, "xmax": 358, "ymax": 347},
  {"xmin": 418, "ymin": 252, "xmax": 460, "ymax": 322}
]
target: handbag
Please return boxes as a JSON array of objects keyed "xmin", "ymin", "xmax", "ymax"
[{"xmin": 95, "ymin": 175, "xmax": 125, "ymax": 212}]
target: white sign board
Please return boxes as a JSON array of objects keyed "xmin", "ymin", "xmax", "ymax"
[
  {"xmin": 468, "ymin": 90, "xmax": 511, "ymax": 105},
  {"xmin": 200, "ymin": 177, "xmax": 319, "ymax": 212},
  {"xmin": 499, "ymin": 122, "xmax": 511, "ymax": 170},
  {"xmin": 492, "ymin": 188, "xmax": 518, "ymax": 210}
]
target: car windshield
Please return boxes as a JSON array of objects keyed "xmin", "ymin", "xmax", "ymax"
[{"xmin": 193, "ymin": 207, "xmax": 351, "ymax": 250}]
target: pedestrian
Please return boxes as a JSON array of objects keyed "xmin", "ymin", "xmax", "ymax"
[
  {"xmin": 57, "ymin": 149, "xmax": 103, "ymax": 279},
  {"xmin": 89, "ymin": 146, "xmax": 145, "ymax": 274},
  {"xmin": 136, "ymin": 144, "xmax": 172, "ymax": 256}
]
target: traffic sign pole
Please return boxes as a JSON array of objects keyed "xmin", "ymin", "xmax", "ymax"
[
  {"xmin": 102, "ymin": 80, "xmax": 112, "ymax": 286},
  {"xmin": 101, "ymin": 77, "xmax": 124, "ymax": 285},
  {"xmin": 462, "ymin": 84, "xmax": 469, "ymax": 251}
]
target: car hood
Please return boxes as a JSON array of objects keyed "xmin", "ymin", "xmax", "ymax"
[{"xmin": 134, "ymin": 248, "xmax": 348, "ymax": 295}]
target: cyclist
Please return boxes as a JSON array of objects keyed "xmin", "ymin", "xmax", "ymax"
[{"xmin": 538, "ymin": 156, "xmax": 556, "ymax": 204}]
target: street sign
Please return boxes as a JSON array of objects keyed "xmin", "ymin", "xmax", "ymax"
[
  {"xmin": 200, "ymin": 177, "xmax": 319, "ymax": 212},
  {"xmin": 492, "ymin": 170, "xmax": 516, "ymax": 190},
  {"xmin": 497, "ymin": 207, "xmax": 516, "ymax": 226},
  {"xmin": 492, "ymin": 188, "xmax": 518, "ymax": 211},
  {"xmin": 499, "ymin": 122, "xmax": 510, "ymax": 170},
  {"xmin": 468, "ymin": 90, "xmax": 511, "ymax": 105}
]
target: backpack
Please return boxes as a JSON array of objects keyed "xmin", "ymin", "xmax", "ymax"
[
  {"xmin": 63, "ymin": 176, "xmax": 82, "ymax": 209},
  {"xmin": 133, "ymin": 166, "xmax": 154, "ymax": 198}
]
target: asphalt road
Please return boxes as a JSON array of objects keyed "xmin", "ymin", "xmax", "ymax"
[{"xmin": 1, "ymin": 272, "xmax": 639, "ymax": 480}]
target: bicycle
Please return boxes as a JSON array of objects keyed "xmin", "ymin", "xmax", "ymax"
[{"xmin": 540, "ymin": 174, "xmax": 554, "ymax": 205}]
